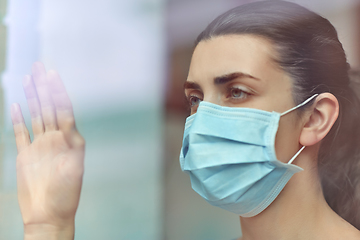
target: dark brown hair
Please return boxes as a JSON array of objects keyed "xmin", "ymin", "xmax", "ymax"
[{"xmin": 195, "ymin": 0, "xmax": 360, "ymax": 228}]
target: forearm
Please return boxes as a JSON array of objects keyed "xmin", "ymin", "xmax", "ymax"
[{"xmin": 24, "ymin": 223, "xmax": 74, "ymax": 240}]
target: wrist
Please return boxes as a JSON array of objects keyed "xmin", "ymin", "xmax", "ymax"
[{"xmin": 24, "ymin": 223, "xmax": 74, "ymax": 240}]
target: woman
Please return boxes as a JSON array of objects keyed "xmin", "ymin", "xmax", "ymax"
[{"xmin": 11, "ymin": 1, "xmax": 360, "ymax": 239}]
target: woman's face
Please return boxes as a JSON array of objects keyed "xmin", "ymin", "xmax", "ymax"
[{"xmin": 185, "ymin": 34, "xmax": 305, "ymax": 163}]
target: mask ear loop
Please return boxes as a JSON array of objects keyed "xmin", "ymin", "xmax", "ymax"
[
  {"xmin": 288, "ymin": 146, "xmax": 305, "ymax": 164},
  {"xmin": 280, "ymin": 94, "xmax": 319, "ymax": 165},
  {"xmin": 280, "ymin": 94, "xmax": 319, "ymax": 116}
]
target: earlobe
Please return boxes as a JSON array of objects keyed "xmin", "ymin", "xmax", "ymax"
[{"xmin": 299, "ymin": 93, "xmax": 339, "ymax": 146}]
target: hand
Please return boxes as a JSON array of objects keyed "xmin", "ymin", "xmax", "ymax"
[{"xmin": 11, "ymin": 62, "xmax": 85, "ymax": 240}]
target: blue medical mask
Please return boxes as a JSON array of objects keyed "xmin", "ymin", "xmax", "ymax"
[{"xmin": 179, "ymin": 94, "xmax": 318, "ymax": 217}]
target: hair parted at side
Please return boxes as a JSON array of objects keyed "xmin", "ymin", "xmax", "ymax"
[{"xmin": 195, "ymin": 0, "xmax": 360, "ymax": 228}]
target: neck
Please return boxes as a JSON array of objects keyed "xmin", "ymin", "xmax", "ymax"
[{"xmin": 239, "ymin": 148, "xmax": 359, "ymax": 240}]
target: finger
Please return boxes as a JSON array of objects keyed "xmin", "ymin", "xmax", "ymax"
[
  {"xmin": 47, "ymin": 70, "xmax": 83, "ymax": 148},
  {"xmin": 11, "ymin": 103, "xmax": 31, "ymax": 153},
  {"xmin": 23, "ymin": 75, "xmax": 45, "ymax": 138},
  {"xmin": 31, "ymin": 62, "xmax": 57, "ymax": 131}
]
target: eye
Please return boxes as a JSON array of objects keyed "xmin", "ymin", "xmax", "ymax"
[
  {"xmin": 188, "ymin": 95, "xmax": 202, "ymax": 107},
  {"xmin": 229, "ymin": 87, "xmax": 250, "ymax": 100}
]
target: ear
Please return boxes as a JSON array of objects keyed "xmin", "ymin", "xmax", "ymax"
[{"xmin": 299, "ymin": 93, "xmax": 339, "ymax": 146}]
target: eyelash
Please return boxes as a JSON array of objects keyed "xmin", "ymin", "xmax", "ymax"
[
  {"xmin": 187, "ymin": 94, "xmax": 203, "ymax": 107},
  {"xmin": 227, "ymin": 86, "xmax": 251, "ymax": 100}
]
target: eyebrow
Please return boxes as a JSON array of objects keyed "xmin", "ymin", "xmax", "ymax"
[
  {"xmin": 184, "ymin": 72, "xmax": 260, "ymax": 90},
  {"xmin": 214, "ymin": 72, "xmax": 260, "ymax": 85},
  {"xmin": 183, "ymin": 81, "xmax": 201, "ymax": 90}
]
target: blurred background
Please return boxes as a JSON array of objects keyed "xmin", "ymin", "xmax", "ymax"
[{"xmin": 0, "ymin": 0, "xmax": 359, "ymax": 239}]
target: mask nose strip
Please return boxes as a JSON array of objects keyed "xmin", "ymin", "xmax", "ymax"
[{"xmin": 288, "ymin": 145, "xmax": 306, "ymax": 164}]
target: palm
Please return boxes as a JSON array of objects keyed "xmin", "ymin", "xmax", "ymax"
[
  {"xmin": 11, "ymin": 62, "xmax": 85, "ymax": 229},
  {"xmin": 17, "ymin": 132, "xmax": 83, "ymax": 225}
]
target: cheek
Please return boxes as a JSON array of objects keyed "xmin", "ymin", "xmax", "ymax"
[{"xmin": 274, "ymin": 114, "xmax": 303, "ymax": 162}]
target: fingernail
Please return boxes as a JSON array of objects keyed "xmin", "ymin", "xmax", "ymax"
[
  {"xmin": 11, "ymin": 103, "xmax": 21, "ymax": 123},
  {"xmin": 47, "ymin": 70, "xmax": 58, "ymax": 81},
  {"xmin": 48, "ymin": 69, "xmax": 57, "ymax": 75},
  {"xmin": 23, "ymin": 75, "xmax": 31, "ymax": 87},
  {"xmin": 11, "ymin": 103, "xmax": 20, "ymax": 113}
]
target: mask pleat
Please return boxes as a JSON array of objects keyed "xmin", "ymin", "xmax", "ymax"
[
  {"xmin": 182, "ymin": 134, "xmax": 268, "ymax": 171},
  {"xmin": 191, "ymin": 110, "xmax": 277, "ymax": 147},
  {"xmin": 190, "ymin": 162, "xmax": 274, "ymax": 203}
]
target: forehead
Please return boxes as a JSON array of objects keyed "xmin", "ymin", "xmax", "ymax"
[{"xmin": 188, "ymin": 34, "xmax": 281, "ymax": 82}]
